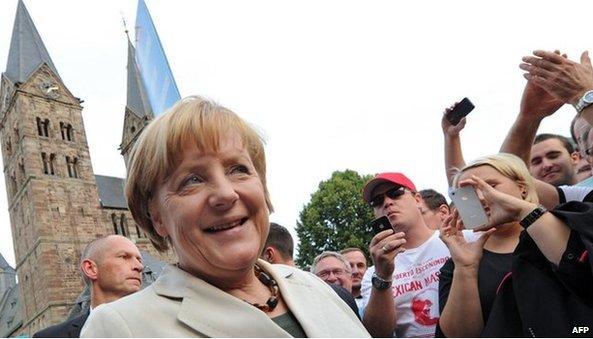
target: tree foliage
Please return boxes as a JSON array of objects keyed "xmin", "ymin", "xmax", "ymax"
[{"xmin": 295, "ymin": 169, "xmax": 375, "ymax": 268}]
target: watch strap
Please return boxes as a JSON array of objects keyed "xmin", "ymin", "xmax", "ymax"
[
  {"xmin": 519, "ymin": 205, "xmax": 547, "ymax": 229},
  {"xmin": 575, "ymin": 99, "xmax": 588, "ymax": 113},
  {"xmin": 371, "ymin": 273, "xmax": 392, "ymax": 290},
  {"xmin": 575, "ymin": 90, "xmax": 593, "ymax": 113}
]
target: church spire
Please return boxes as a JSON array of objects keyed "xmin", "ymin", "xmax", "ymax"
[
  {"xmin": 126, "ymin": 39, "xmax": 153, "ymax": 118},
  {"xmin": 4, "ymin": 0, "xmax": 60, "ymax": 84}
]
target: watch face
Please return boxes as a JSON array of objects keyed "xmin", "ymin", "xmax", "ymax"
[
  {"xmin": 372, "ymin": 275, "xmax": 391, "ymax": 290},
  {"xmin": 584, "ymin": 91, "xmax": 593, "ymax": 103}
]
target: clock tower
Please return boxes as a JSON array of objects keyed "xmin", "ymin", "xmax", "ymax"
[{"xmin": 0, "ymin": 1, "xmax": 109, "ymax": 334}]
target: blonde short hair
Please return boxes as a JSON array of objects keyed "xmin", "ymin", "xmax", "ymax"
[
  {"xmin": 452, "ymin": 153, "xmax": 539, "ymax": 204},
  {"xmin": 125, "ymin": 96, "xmax": 273, "ymax": 252}
]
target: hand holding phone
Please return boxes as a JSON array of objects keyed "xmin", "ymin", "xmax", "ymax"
[
  {"xmin": 371, "ymin": 216, "xmax": 393, "ymax": 235},
  {"xmin": 448, "ymin": 186, "xmax": 488, "ymax": 230},
  {"xmin": 446, "ymin": 97, "xmax": 475, "ymax": 126}
]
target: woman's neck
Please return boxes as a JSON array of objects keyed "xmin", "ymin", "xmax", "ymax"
[
  {"xmin": 180, "ymin": 261, "xmax": 289, "ymax": 317},
  {"xmin": 178, "ymin": 260, "xmax": 258, "ymax": 292},
  {"xmin": 484, "ymin": 222, "xmax": 522, "ymax": 253}
]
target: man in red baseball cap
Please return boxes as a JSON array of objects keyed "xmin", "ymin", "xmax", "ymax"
[{"xmin": 358, "ymin": 172, "xmax": 456, "ymax": 338}]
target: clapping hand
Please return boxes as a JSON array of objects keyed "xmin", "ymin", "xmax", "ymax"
[
  {"xmin": 519, "ymin": 50, "xmax": 566, "ymax": 118},
  {"xmin": 520, "ymin": 50, "xmax": 593, "ymax": 106}
]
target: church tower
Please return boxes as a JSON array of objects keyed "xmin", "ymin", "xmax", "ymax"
[
  {"xmin": 0, "ymin": 1, "xmax": 108, "ymax": 334},
  {"xmin": 120, "ymin": 39, "xmax": 154, "ymax": 166}
]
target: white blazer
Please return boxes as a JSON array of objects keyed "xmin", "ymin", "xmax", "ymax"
[{"xmin": 81, "ymin": 260, "xmax": 370, "ymax": 337}]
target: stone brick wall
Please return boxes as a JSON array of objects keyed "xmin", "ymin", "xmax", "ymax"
[{"xmin": 100, "ymin": 207, "xmax": 176, "ymax": 263}]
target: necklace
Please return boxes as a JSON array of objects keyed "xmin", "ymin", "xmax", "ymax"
[{"xmin": 245, "ymin": 264, "xmax": 279, "ymax": 312}]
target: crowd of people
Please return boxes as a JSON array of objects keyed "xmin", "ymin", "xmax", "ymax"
[{"xmin": 34, "ymin": 49, "xmax": 593, "ymax": 338}]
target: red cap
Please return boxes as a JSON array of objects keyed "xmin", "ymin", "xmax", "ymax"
[{"xmin": 362, "ymin": 172, "xmax": 417, "ymax": 203}]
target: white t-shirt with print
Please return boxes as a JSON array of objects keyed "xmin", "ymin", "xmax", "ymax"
[{"xmin": 360, "ymin": 230, "xmax": 477, "ymax": 338}]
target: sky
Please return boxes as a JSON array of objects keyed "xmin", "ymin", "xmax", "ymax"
[{"xmin": 0, "ymin": 0, "xmax": 591, "ymax": 267}]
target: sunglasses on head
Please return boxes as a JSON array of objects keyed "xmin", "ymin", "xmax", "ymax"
[{"xmin": 369, "ymin": 186, "xmax": 406, "ymax": 207}]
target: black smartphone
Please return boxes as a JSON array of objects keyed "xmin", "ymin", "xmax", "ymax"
[
  {"xmin": 371, "ymin": 216, "xmax": 393, "ymax": 235},
  {"xmin": 446, "ymin": 97, "xmax": 475, "ymax": 125}
]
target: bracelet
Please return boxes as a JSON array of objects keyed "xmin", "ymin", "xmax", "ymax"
[{"xmin": 519, "ymin": 205, "xmax": 547, "ymax": 229}]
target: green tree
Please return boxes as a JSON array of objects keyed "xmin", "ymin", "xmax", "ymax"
[{"xmin": 295, "ymin": 169, "xmax": 375, "ymax": 268}]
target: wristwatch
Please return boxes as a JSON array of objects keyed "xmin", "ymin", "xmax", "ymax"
[
  {"xmin": 371, "ymin": 273, "xmax": 392, "ymax": 290},
  {"xmin": 519, "ymin": 205, "xmax": 547, "ymax": 229},
  {"xmin": 574, "ymin": 90, "xmax": 593, "ymax": 113}
]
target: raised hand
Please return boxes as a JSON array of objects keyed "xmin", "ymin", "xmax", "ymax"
[
  {"xmin": 519, "ymin": 79, "xmax": 564, "ymax": 119},
  {"xmin": 439, "ymin": 210, "xmax": 495, "ymax": 269},
  {"xmin": 441, "ymin": 103, "xmax": 467, "ymax": 138},
  {"xmin": 458, "ymin": 175, "xmax": 537, "ymax": 229},
  {"xmin": 519, "ymin": 50, "xmax": 565, "ymax": 119},
  {"xmin": 520, "ymin": 50, "xmax": 593, "ymax": 105}
]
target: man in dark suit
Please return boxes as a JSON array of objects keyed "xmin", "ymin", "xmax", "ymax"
[
  {"xmin": 33, "ymin": 235, "xmax": 143, "ymax": 337},
  {"xmin": 33, "ymin": 310, "xmax": 90, "ymax": 338}
]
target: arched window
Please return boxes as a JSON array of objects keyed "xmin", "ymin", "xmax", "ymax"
[
  {"xmin": 60, "ymin": 122, "xmax": 75, "ymax": 141},
  {"xmin": 120, "ymin": 214, "xmax": 128, "ymax": 237},
  {"xmin": 41, "ymin": 153, "xmax": 49, "ymax": 174},
  {"xmin": 36, "ymin": 117, "xmax": 43, "ymax": 136},
  {"xmin": 65, "ymin": 156, "xmax": 71, "ymax": 177},
  {"xmin": 49, "ymin": 153, "xmax": 56, "ymax": 175},
  {"xmin": 60, "ymin": 122, "xmax": 65, "ymax": 140},
  {"xmin": 43, "ymin": 119, "xmax": 50, "ymax": 137},
  {"xmin": 67, "ymin": 124, "xmax": 74, "ymax": 141},
  {"xmin": 66, "ymin": 156, "xmax": 79, "ymax": 178},
  {"xmin": 112, "ymin": 213, "xmax": 119, "ymax": 234},
  {"xmin": 72, "ymin": 157, "xmax": 78, "ymax": 178}
]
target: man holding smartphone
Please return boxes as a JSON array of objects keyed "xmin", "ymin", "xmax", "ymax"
[{"xmin": 359, "ymin": 172, "xmax": 472, "ymax": 338}]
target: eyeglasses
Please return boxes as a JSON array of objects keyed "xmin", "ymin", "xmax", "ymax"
[
  {"xmin": 317, "ymin": 268, "xmax": 349, "ymax": 279},
  {"xmin": 369, "ymin": 186, "xmax": 406, "ymax": 208}
]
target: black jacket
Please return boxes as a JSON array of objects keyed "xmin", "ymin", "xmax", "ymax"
[
  {"xmin": 482, "ymin": 201, "xmax": 593, "ymax": 337},
  {"xmin": 33, "ymin": 310, "xmax": 89, "ymax": 338},
  {"xmin": 330, "ymin": 284, "xmax": 361, "ymax": 320}
]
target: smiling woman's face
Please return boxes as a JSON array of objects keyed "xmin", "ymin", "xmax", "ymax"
[{"xmin": 148, "ymin": 132, "xmax": 269, "ymax": 281}]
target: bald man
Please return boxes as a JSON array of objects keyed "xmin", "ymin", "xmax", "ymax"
[{"xmin": 34, "ymin": 235, "xmax": 143, "ymax": 338}]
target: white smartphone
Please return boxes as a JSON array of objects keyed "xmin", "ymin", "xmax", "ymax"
[{"xmin": 448, "ymin": 186, "xmax": 489, "ymax": 230}]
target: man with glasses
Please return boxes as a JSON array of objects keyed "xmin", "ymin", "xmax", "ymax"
[
  {"xmin": 310, "ymin": 251, "xmax": 353, "ymax": 293},
  {"xmin": 310, "ymin": 251, "xmax": 361, "ymax": 319},
  {"xmin": 359, "ymin": 172, "xmax": 466, "ymax": 338}
]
